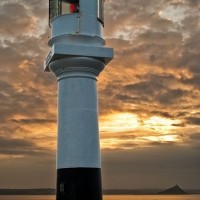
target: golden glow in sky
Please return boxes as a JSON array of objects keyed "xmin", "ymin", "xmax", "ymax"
[
  {"xmin": 100, "ymin": 113, "xmax": 183, "ymax": 149},
  {"xmin": 100, "ymin": 113, "xmax": 139, "ymax": 132},
  {"xmin": 143, "ymin": 116, "xmax": 181, "ymax": 133}
]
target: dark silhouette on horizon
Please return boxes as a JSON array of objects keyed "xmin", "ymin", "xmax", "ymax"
[{"xmin": 158, "ymin": 184, "xmax": 188, "ymax": 195}]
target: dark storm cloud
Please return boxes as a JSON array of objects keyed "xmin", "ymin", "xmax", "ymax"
[
  {"xmin": 109, "ymin": 31, "xmax": 183, "ymax": 69},
  {"xmin": 0, "ymin": 136, "xmax": 34, "ymax": 148},
  {"xmin": 125, "ymin": 80, "xmax": 164, "ymax": 97},
  {"xmin": 11, "ymin": 118, "xmax": 56, "ymax": 124},
  {"xmin": 150, "ymin": 110, "xmax": 174, "ymax": 118},
  {"xmin": 135, "ymin": 31, "xmax": 182, "ymax": 65},
  {"xmin": 118, "ymin": 73, "xmax": 190, "ymax": 107},
  {"xmin": 148, "ymin": 141, "xmax": 177, "ymax": 146},
  {"xmin": 157, "ymin": 88, "xmax": 188, "ymax": 105},
  {"xmin": 0, "ymin": 136, "xmax": 53, "ymax": 156},
  {"xmin": 137, "ymin": 30, "xmax": 182, "ymax": 44},
  {"xmin": 172, "ymin": 122, "xmax": 185, "ymax": 127},
  {"xmin": 181, "ymin": 75, "xmax": 200, "ymax": 88}
]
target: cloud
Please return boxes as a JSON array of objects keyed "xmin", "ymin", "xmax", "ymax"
[
  {"xmin": 0, "ymin": 136, "xmax": 53, "ymax": 156},
  {"xmin": 157, "ymin": 88, "xmax": 188, "ymax": 105},
  {"xmin": 187, "ymin": 117, "xmax": 200, "ymax": 125},
  {"xmin": 0, "ymin": 136, "xmax": 34, "ymax": 149},
  {"xmin": 0, "ymin": 3, "xmax": 33, "ymax": 36},
  {"xmin": 11, "ymin": 118, "xmax": 56, "ymax": 124}
]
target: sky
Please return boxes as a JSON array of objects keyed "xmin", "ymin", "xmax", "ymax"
[{"xmin": 0, "ymin": 0, "xmax": 200, "ymax": 190}]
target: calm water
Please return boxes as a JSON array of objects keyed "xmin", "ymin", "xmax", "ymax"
[{"xmin": 0, "ymin": 195, "xmax": 200, "ymax": 200}]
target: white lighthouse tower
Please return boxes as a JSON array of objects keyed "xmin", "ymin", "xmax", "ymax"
[{"xmin": 45, "ymin": 0, "xmax": 113, "ymax": 199}]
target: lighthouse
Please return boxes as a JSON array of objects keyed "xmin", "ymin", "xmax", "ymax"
[{"xmin": 44, "ymin": 0, "xmax": 113, "ymax": 200}]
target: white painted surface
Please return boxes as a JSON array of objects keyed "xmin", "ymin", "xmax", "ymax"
[
  {"xmin": 57, "ymin": 73, "xmax": 101, "ymax": 169},
  {"xmin": 46, "ymin": 0, "xmax": 113, "ymax": 171}
]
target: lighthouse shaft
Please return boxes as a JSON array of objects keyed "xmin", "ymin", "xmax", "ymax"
[
  {"xmin": 51, "ymin": 58, "xmax": 104, "ymax": 200},
  {"xmin": 45, "ymin": 0, "xmax": 113, "ymax": 200}
]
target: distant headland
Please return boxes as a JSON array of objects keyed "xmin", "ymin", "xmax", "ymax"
[
  {"xmin": 0, "ymin": 185, "xmax": 199, "ymax": 195},
  {"xmin": 0, "ymin": 189, "xmax": 55, "ymax": 195},
  {"xmin": 157, "ymin": 185, "xmax": 188, "ymax": 195}
]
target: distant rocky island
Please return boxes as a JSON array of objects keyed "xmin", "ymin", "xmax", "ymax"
[{"xmin": 158, "ymin": 185, "xmax": 187, "ymax": 195}]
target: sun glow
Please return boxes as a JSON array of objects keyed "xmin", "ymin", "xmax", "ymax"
[
  {"xmin": 142, "ymin": 116, "xmax": 181, "ymax": 133},
  {"xmin": 100, "ymin": 113, "xmax": 181, "ymax": 133},
  {"xmin": 141, "ymin": 135, "xmax": 181, "ymax": 143},
  {"xmin": 100, "ymin": 113, "xmax": 139, "ymax": 133},
  {"xmin": 100, "ymin": 113, "xmax": 182, "ymax": 149}
]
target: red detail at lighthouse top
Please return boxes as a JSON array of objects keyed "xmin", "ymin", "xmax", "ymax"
[
  {"xmin": 70, "ymin": 3, "xmax": 78, "ymax": 13},
  {"xmin": 70, "ymin": 4, "xmax": 76, "ymax": 12}
]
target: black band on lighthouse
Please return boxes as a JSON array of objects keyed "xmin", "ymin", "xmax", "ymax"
[{"xmin": 56, "ymin": 168, "xmax": 102, "ymax": 200}]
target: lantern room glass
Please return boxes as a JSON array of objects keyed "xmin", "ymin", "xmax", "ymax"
[
  {"xmin": 49, "ymin": 0, "xmax": 104, "ymax": 27},
  {"xmin": 49, "ymin": 0, "xmax": 79, "ymax": 26}
]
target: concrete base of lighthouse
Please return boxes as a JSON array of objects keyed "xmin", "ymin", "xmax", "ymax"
[{"xmin": 50, "ymin": 57, "xmax": 105, "ymax": 200}]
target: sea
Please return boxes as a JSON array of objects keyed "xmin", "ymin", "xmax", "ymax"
[{"xmin": 0, "ymin": 195, "xmax": 200, "ymax": 200}]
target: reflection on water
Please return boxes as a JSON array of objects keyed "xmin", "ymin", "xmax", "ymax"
[
  {"xmin": 0, "ymin": 196, "xmax": 54, "ymax": 200},
  {"xmin": 0, "ymin": 195, "xmax": 200, "ymax": 200}
]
